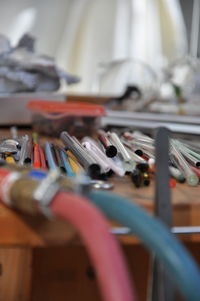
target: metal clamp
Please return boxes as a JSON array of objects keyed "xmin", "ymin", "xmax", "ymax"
[{"xmin": 33, "ymin": 168, "xmax": 62, "ymax": 207}]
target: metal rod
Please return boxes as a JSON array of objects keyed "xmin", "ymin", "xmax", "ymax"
[
  {"xmin": 190, "ymin": 0, "xmax": 200, "ymax": 57},
  {"xmin": 102, "ymin": 116, "xmax": 200, "ymax": 135},
  {"xmin": 111, "ymin": 226, "xmax": 200, "ymax": 235},
  {"xmin": 106, "ymin": 110, "xmax": 200, "ymax": 125},
  {"xmin": 151, "ymin": 127, "xmax": 174, "ymax": 301},
  {"xmin": 60, "ymin": 132, "xmax": 101, "ymax": 178}
]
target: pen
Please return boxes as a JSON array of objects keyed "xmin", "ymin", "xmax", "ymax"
[
  {"xmin": 66, "ymin": 150, "xmax": 83, "ymax": 174},
  {"xmin": 134, "ymin": 147, "xmax": 155, "ymax": 161},
  {"xmin": 170, "ymin": 143, "xmax": 199, "ymax": 186},
  {"xmin": 51, "ymin": 145, "xmax": 66, "ymax": 173},
  {"xmin": 82, "ymin": 140, "xmax": 111, "ymax": 173},
  {"xmin": 130, "ymin": 140, "xmax": 155, "ymax": 154},
  {"xmin": 178, "ymin": 147, "xmax": 200, "ymax": 168},
  {"xmin": 44, "ymin": 142, "xmax": 57, "ymax": 170},
  {"xmin": 32, "ymin": 133, "xmax": 41, "ymax": 168},
  {"xmin": 191, "ymin": 166, "xmax": 200, "ymax": 178},
  {"xmin": 139, "ymin": 147, "xmax": 155, "ymax": 160},
  {"xmin": 179, "ymin": 140, "xmax": 200, "ymax": 153},
  {"xmin": 108, "ymin": 132, "xmax": 131, "ymax": 162},
  {"xmin": 124, "ymin": 146, "xmax": 147, "ymax": 163},
  {"xmin": 59, "ymin": 148, "xmax": 75, "ymax": 177},
  {"xmin": 33, "ymin": 143, "xmax": 41, "ymax": 168},
  {"xmin": 123, "ymin": 132, "xmax": 154, "ymax": 151},
  {"xmin": 71, "ymin": 135, "xmax": 99, "ymax": 165},
  {"xmin": 97, "ymin": 130, "xmax": 117, "ymax": 158},
  {"xmin": 173, "ymin": 140, "xmax": 200, "ymax": 168},
  {"xmin": 173, "ymin": 140, "xmax": 200, "ymax": 161},
  {"xmin": 130, "ymin": 131, "xmax": 154, "ymax": 144},
  {"xmin": 82, "ymin": 137, "xmax": 125, "ymax": 176},
  {"xmin": 38, "ymin": 145, "xmax": 47, "ymax": 170},
  {"xmin": 60, "ymin": 132, "xmax": 101, "ymax": 178},
  {"xmin": 120, "ymin": 137, "xmax": 144, "ymax": 156},
  {"xmin": 122, "ymin": 135, "xmax": 155, "ymax": 156},
  {"xmin": 19, "ymin": 135, "xmax": 31, "ymax": 165}
]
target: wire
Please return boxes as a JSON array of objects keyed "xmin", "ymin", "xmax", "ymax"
[
  {"xmin": 50, "ymin": 191, "xmax": 136, "ymax": 301},
  {"xmin": 89, "ymin": 190, "xmax": 200, "ymax": 301}
]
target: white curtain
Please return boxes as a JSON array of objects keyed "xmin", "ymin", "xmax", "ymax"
[{"xmin": 0, "ymin": 0, "xmax": 188, "ymax": 94}]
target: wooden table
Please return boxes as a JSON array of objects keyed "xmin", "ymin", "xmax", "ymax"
[{"xmin": 0, "ymin": 129, "xmax": 200, "ymax": 301}]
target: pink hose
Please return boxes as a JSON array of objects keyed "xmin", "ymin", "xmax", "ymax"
[{"xmin": 50, "ymin": 191, "xmax": 137, "ymax": 301}]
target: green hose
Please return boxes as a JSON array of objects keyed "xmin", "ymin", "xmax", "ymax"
[{"xmin": 89, "ymin": 190, "xmax": 200, "ymax": 301}]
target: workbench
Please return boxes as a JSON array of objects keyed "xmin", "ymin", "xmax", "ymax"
[{"xmin": 0, "ymin": 128, "xmax": 200, "ymax": 301}]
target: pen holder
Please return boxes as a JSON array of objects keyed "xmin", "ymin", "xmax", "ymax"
[{"xmin": 27, "ymin": 100, "xmax": 105, "ymax": 138}]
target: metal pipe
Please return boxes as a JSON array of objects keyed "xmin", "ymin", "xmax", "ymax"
[{"xmin": 111, "ymin": 226, "xmax": 200, "ymax": 235}]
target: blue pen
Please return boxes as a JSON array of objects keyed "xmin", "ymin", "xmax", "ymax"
[
  {"xmin": 44, "ymin": 142, "xmax": 57, "ymax": 170},
  {"xmin": 60, "ymin": 149, "xmax": 75, "ymax": 177}
]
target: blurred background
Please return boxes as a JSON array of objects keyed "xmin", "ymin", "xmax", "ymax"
[
  {"xmin": 0, "ymin": 0, "xmax": 199, "ymax": 114},
  {"xmin": 0, "ymin": 0, "xmax": 194, "ymax": 91}
]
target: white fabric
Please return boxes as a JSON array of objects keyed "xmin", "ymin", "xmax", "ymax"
[
  {"xmin": 0, "ymin": 0, "xmax": 188, "ymax": 94},
  {"xmin": 58, "ymin": 0, "xmax": 188, "ymax": 93}
]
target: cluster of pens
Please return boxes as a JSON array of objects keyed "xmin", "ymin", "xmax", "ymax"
[
  {"xmin": 60, "ymin": 130, "xmax": 150, "ymax": 188},
  {"xmin": 1, "ymin": 128, "xmax": 200, "ymax": 188},
  {"xmin": 121, "ymin": 131, "xmax": 200, "ymax": 187},
  {"xmin": 0, "ymin": 125, "xmax": 41, "ymax": 168},
  {"xmin": 60, "ymin": 129, "xmax": 200, "ymax": 188},
  {"xmin": 0, "ymin": 134, "xmax": 32, "ymax": 166},
  {"xmin": 0, "ymin": 132, "xmax": 84, "ymax": 175}
]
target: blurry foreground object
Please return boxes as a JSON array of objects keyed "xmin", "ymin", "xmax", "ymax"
[{"xmin": 0, "ymin": 33, "xmax": 80, "ymax": 93}]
